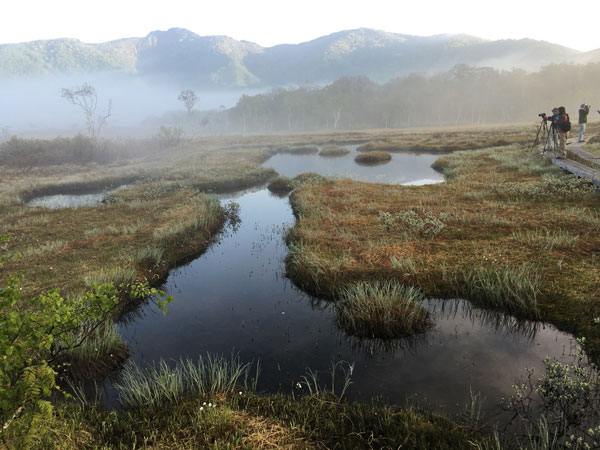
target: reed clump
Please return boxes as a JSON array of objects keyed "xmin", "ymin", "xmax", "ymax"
[
  {"xmin": 267, "ymin": 176, "xmax": 293, "ymax": 194},
  {"xmin": 278, "ymin": 145, "xmax": 319, "ymax": 155},
  {"xmin": 335, "ymin": 281, "xmax": 431, "ymax": 338},
  {"xmin": 115, "ymin": 353, "xmax": 257, "ymax": 408},
  {"xmin": 449, "ymin": 263, "xmax": 540, "ymax": 318},
  {"xmin": 319, "ymin": 145, "xmax": 350, "ymax": 157},
  {"xmin": 354, "ymin": 151, "xmax": 392, "ymax": 164}
]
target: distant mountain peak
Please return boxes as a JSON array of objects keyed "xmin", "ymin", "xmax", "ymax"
[{"xmin": 0, "ymin": 27, "xmax": 593, "ymax": 86}]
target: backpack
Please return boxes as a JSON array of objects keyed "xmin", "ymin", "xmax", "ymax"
[{"xmin": 558, "ymin": 113, "xmax": 571, "ymax": 132}]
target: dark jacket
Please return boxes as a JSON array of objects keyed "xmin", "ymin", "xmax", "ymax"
[
  {"xmin": 557, "ymin": 113, "xmax": 570, "ymax": 132},
  {"xmin": 579, "ymin": 106, "xmax": 590, "ymax": 124}
]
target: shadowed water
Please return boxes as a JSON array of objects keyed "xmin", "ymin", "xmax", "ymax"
[{"xmin": 109, "ymin": 151, "xmax": 575, "ymax": 412}]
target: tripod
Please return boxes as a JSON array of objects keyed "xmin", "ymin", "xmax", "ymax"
[{"xmin": 532, "ymin": 117, "xmax": 558, "ymax": 153}]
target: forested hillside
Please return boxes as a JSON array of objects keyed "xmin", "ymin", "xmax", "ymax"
[{"xmin": 221, "ymin": 63, "xmax": 600, "ymax": 132}]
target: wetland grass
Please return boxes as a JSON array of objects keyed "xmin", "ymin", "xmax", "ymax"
[
  {"xmin": 319, "ymin": 144, "xmax": 350, "ymax": 157},
  {"xmin": 0, "ymin": 142, "xmax": 276, "ymax": 298},
  {"xmin": 286, "ymin": 144, "xmax": 600, "ymax": 356},
  {"xmin": 62, "ymin": 322, "xmax": 129, "ymax": 379},
  {"xmin": 354, "ymin": 150, "xmax": 392, "ymax": 164},
  {"xmin": 25, "ymin": 353, "xmax": 476, "ymax": 450},
  {"xmin": 450, "ymin": 263, "xmax": 540, "ymax": 318},
  {"xmin": 115, "ymin": 353, "xmax": 257, "ymax": 408},
  {"xmin": 278, "ymin": 145, "xmax": 319, "ymax": 155},
  {"xmin": 267, "ymin": 175, "xmax": 293, "ymax": 194},
  {"xmin": 335, "ymin": 281, "xmax": 431, "ymax": 338}
]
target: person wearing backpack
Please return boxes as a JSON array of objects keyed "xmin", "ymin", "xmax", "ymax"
[
  {"xmin": 578, "ymin": 103, "xmax": 590, "ymax": 142},
  {"xmin": 556, "ymin": 106, "xmax": 571, "ymax": 158}
]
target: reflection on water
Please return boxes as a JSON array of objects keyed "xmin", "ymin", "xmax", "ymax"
[
  {"xmin": 110, "ymin": 187, "xmax": 575, "ymax": 412},
  {"xmin": 261, "ymin": 145, "xmax": 445, "ymax": 185},
  {"xmin": 27, "ymin": 192, "xmax": 107, "ymax": 209},
  {"xmin": 26, "ymin": 185, "xmax": 129, "ymax": 209}
]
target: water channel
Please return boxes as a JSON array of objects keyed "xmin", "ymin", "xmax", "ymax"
[{"xmin": 110, "ymin": 147, "xmax": 575, "ymax": 413}]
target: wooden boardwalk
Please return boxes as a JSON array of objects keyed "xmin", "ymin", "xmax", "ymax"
[{"xmin": 541, "ymin": 137, "xmax": 600, "ymax": 187}]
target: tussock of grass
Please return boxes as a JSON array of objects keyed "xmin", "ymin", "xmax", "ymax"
[
  {"xmin": 511, "ymin": 228, "xmax": 580, "ymax": 250},
  {"xmin": 379, "ymin": 209, "xmax": 445, "ymax": 238},
  {"xmin": 267, "ymin": 176, "xmax": 293, "ymax": 194},
  {"xmin": 22, "ymin": 239, "xmax": 67, "ymax": 258},
  {"xmin": 278, "ymin": 145, "xmax": 319, "ymax": 155},
  {"xmin": 335, "ymin": 281, "xmax": 431, "ymax": 338},
  {"xmin": 115, "ymin": 353, "xmax": 257, "ymax": 408},
  {"xmin": 449, "ymin": 263, "xmax": 540, "ymax": 318},
  {"xmin": 83, "ymin": 267, "xmax": 137, "ymax": 289},
  {"xmin": 354, "ymin": 151, "xmax": 391, "ymax": 164},
  {"xmin": 15, "ymin": 214, "xmax": 50, "ymax": 227},
  {"xmin": 136, "ymin": 245, "xmax": 164, "ymax": 267},
  {"xmin": 319, "ymin": 145, "xmax": 350, "ymax": 157},
  {"xmin": 290, "ymin": 172, "xmax": 327, "ymax": 188}
]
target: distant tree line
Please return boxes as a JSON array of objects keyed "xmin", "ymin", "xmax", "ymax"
[{"xmin": 213, "ymin": 63, "xmax": 600, "ymax": 133}]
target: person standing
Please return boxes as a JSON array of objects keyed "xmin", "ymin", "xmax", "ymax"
[
  {"xmin": 557, "ymin": 106, "xmax": 571, "ymax": 158},
  {"xmin": 578, "ymin": 104, "xmax": 590, "ymax": 142},
  {"xmin": 547, "ymin": 107, "xmax": 560, "ymax": 149}
]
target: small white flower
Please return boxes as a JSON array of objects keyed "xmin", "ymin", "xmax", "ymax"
[
  {"xmin": 296, "ymin": 382, "xmax": 302, "ymax": 389},
  {"xmin": 239, "ymin": 391, "xmax": 243, "ymax": 395},
  {"xmin": 203, "ymin": 402, "xmax": 206, "ymax": 406},
  {"xmin": 208, "ymin": 402, "xmax": 212, "ymax": 407},
  {"xmin": 200, "ymin": 406, "xmax": 204, "ymax": 411}
]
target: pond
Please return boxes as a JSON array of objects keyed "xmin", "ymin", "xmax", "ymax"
[
  {"xmin": 26, "ymin": 186, "xmax": 129, "ymax": 209},
  {"xmin": 114, "ymin": 187, "xmax": 574, "ymax": 412},
  {"xmin": 106, "ymin": 148, "xmax": 575, "ymax": 412},
  {"xmin": 262, "ymin": 145, "xmax": 445, "ymax": 185}
]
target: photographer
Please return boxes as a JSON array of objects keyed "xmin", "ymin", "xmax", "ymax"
[
  {"xmin": 556, "ymin": 106, "xmax": 571, "ymax": 158},
  {"xmin": 544, "ymin": 107, "xmax": 560, "ymax": 149},
  {"xmin": 578, "ymin": 103, "xmax": 590, "ymax": 142}
]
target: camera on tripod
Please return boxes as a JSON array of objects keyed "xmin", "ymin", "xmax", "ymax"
[{"xmin": 532, "ymin": 112, "xmax": 558, "ymax": 152}]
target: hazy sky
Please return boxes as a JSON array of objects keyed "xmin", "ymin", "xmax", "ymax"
[{"xmin": 3, "ymin": 0, "xmax": 600, "ymax": 51}]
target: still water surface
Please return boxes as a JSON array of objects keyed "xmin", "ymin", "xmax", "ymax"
[
  {"xmin": 262, "ymin": 145, "xmax": 444, "ymax": 185},
  {"xmin": 113, "ymin": 149, "xmax": 575, "ymax": 412},
  {"xmin": 27, "ymin": 185, "xmax": 129, "ymax": 209}
]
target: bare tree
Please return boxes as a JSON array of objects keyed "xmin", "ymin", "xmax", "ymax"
[
  {"xmin": 60, "ymin": 83, "xmax": 112, "ymax": 142},
  {"xmin": 178, "ymin": 89, "xmax": 198, "ymax": 115}
]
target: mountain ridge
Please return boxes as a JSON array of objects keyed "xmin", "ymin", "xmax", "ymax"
[{"xmin": 0, "ymin": 27, "xmax": 596, "ymax": 87}]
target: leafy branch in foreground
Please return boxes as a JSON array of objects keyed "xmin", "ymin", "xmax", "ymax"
[{"xmin": 0, "ymin": 234, "xmax": 172, "ymax": 446}]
